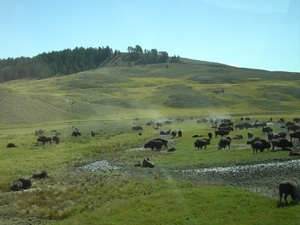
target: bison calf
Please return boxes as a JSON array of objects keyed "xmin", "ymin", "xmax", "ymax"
[{"xmin": 279, "ymin": 180, "xmax": 300, "ymax": 204}]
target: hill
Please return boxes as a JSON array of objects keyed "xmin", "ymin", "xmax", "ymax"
[{"xmin": 0, "ymin": 56, "xmax": 299, "ymax": 125}]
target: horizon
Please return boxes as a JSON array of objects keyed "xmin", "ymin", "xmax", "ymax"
[{"xmin": 0, "ymin": 0, "xmax": 299, "ymax": 73}]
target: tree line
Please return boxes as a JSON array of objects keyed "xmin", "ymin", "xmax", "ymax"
[
  {"xmin": 127, "ymin": 45, "xmax": 169, "ymax": 66},
  {"xmin": 0, "ymin": 45, "xmax": 171, "ymax": 83},
  {"xmin": 0, "ymin": 46, "xmax": 114, "ymax": 83}
]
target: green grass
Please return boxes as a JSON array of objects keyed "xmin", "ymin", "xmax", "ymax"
[{"xmin": 0, "ymin": 58, "xmax": 299, "ymax": 224}]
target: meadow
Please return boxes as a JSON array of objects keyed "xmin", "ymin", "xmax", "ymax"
[{"xmin": 0, "ymin": 57, "xmax": 299, "ymax": 224}]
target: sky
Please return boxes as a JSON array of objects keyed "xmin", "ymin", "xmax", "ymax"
[{"xmin": 0, "ymin": 0, "xmax": 299, "ymax": 72}]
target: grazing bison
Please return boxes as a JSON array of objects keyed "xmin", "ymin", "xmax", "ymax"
[
  {"xmin": 271, "ymin": 139, "xmax": 293, "ymax": 150},
  {"xmin": 144, "ymin": 140, "xmax": 162, "ymax": 150},
  {"xmin": 194, "ymin": 139, "xmax": 210, "ymax": 150},
  {"xmin": 52, "ymin": 136, "xmax": 60, "ymax": 144},
  {"xmin": 7, "ymin": 143, "xmax": 17, "ymax": 148},
  {"xmin": 218, "ymin": 138, "xmax": 231, "ymax": 150},
  {"xmin": 142, "ymin": 158, "xmax": 154, "ymax": 168},
  {"xmin": 262, "ymin": 127, "xmax": 273, "ymax": 134},
  {"xmin": 279, "ymin": 180, "xmax": 300, "ymax": 204},
  {"xmin": 32, "ymin": 170, "xmax": 49, "ymax": 179},
  {"xmin": 71, "ymin": 131, "xmax": 81, "ymax": 137},
  {"xmin": 37, "ymin": 136, "xmax": 52, "ymax": 145},
  {"xmin": 290, "ymin": 131, "xmax": 300, "ymax": 141},
  {"xmin": 10, "ymin": 178, "xmax": 32, "ymax": 191},
  {"xmin": 251, "ymin": 140, "xmax": 271, "ymax": 154},
  {"xmin": 91, "ymin": 131, "xmax": 95, "ymax": 137},
  {"xmin": 215, "ymin": 129, "xmax": 230, "ymax": 137}
]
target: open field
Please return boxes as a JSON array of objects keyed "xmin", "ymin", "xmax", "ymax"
[{"xmin": 0, "ymin": 58, "xmax": 300, "ymax": 224}]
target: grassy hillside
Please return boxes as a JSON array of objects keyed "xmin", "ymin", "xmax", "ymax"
[
  {"xmin": 0, "ymin": 57, "xmax": 300, "ymax": 225},
  {"xmin": 0, "ymin": 57, "xmax": 299, "ymax": 125}
]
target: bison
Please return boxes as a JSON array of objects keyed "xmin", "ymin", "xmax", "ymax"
[
  {"xmin": 251, "ymin": 140, "xmax": 271, "ymax": 154},
  {"xmin": 132, "ymin": 126, "xmax": 143, "ymax": 131},
  {"xmin": 10, "ymin": 178, "xmax": 32, "ymax": 191},
  {"xmin": 7, "ymin": 143, "xmax": 17, "ymax": 148},
  {"xmin": 279, "ymin": 180, "xmax": 300, "ymax": 204},
  {"xmin": 271, "ymin": 139, "xmax": 293, "ymax": 150},
  {"xmin": 142, "ymin": 158, "xmax": 154, "ymax": 168},
  {"xmin": 290, "ymin": 131, "xmax": 300, "ymax": 141},
  {"xmin": 37, "ymin": 136, "xmax": 52, "ymax": 145},
  {"xmin": 144, "ymin": 140, "xmax": 162, "ymax": 150},
  {"xmin": 215, "ymin": 129, "xmax": 230, "ymax": 138},
  {"xmin": 32, "ymin": 170, "xmax": 49, "ymax": 179},
  {"xmin": 262, "ymin": 127, "xmax": 273, "ymax": 134},
  {"xmin": 208, "ymin": 132, "xmax": 213, "ymax": 140},
  {"xmin": 52, "ymin": 136, "xmax": 60, "ymax": 144},
  {"xmin": 287, "ymin": 125, "xmax": 300, "ymax": 133},
  {"xmin": 218, "ymin": 138, "xmax": 231, "ymax": 150},
  {"xmin": 194, "ymin": 139, "xmax": 209, "ymax": 150},
  {"xmin": 71, "ymin": 131, "xmax": 81, "ymax": 137},
  {"xmin": 247, "ymin": 131, "xmax": 253, "ymax": 139},
  {"xmin": 167, "ymin": 147, "xmax": 176, "ymax": 152},
  {"xmin": 152, "ymin": 138, "xmax": 168, "ymax": 149}
]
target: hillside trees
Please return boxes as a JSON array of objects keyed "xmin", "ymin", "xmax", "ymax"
[
  {"xmin": 127, "ymin": 45, "xmax": 168, "ymax": 65},
  {"xmin": 0, "ymin": 46, "xmax": 113, "ymax": 82}
]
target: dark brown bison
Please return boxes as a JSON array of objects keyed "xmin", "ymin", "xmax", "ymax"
[
  {"xmin": 194, "ymin": 139, "xmax": 210, "ymax": 150},
  {"xmin": 251, "ymin": 140, "xmax": 271, "ymax": 154},
  {"xmin": 71, "ymin": 131, "xmax": 81, "ymax": 137},
  {"xmin": 287, "ymin": 125, "xmax": 300, "ymax": 133},
  {"xmin": 142, "ymin": 158, "xmax": 154, "ymax": 168},
  {"xmin": 10, "ymin": 178, "xmax": 32, "ymax": 191},
  {"xmin": 279, "ymin": 180, "xmax": 300, "ymax": 204},
  {"xmin": 178, "ymin": 130, "xmax": 182, "ymax": 137},
  {"xmin": 37, "ymin": 136, "xmax": 52, "ymax": 145},
  {"xmin": 290, "ymin": 131, "xmax": 300, "ymax": 141},
  {"xmin": 271, "ymin": 139, "xmax": 293, "ymax": 150},
  {"xmin": 218, "ymin": 138, "xmax": 231, "ymax": 150},
  {"xmin": 144, "ymin": 140, "xmax": 162, "ymax": 150},
  {"xmin": 52, "ymin": 136, "xmax": 60, "ymax": 144},
  {"xmin": 171, "ymin": 130, "xmax": 177, "ymax": 138},
  {"xmin": 167, "ymin": 147, "xmax": 176, "ymax": 152},
  {"xmin": 7, "ymin": 143, "xmax": 17, "ymax": 148},
  {"xmin": 247, "ymin": 131, "xmax": 253, "ymax": 139},
  {"xmin": 91, "ymin": 131, "xmax": 95, "ymax": 137},
  {"xmin": 289, "ymin": 151, "xmax": 300, "ymax": 156},
  {"xmin": 293, "ymin": 118, "xmax": 300, "ymax": 123},
  {"xmin": 132, "ymin": 126, "xmax": 143, "ymax": 131},
  {"xmin": 32, "ymin": 170, "xmax": 49, "ymax": 179},
  {"xmin": 152, "ymin": 138, "xmax": 168, "ymax": 149},
  {"xmin": 232, "ymin": 135, "xmax": 243, "ymax": 139},
  {"xmin": 215, "ymin": 129, "xmax": 230, "ymax": 137},
  {"xmin": 208, "ymin": 132, "xmax": 213, "ymax": 140},
  {"xmin": 262, "ymin": 127, "xmax": 273, "ymax": 134}
]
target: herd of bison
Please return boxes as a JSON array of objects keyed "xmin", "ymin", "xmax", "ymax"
[{"xmin": 4, "ymin": 116, "xmax": 300, "ymax": 205}]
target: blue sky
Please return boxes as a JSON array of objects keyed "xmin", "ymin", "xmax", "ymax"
[{"xmin": 0, "ymin": 0, "xmax": 299, "ymax": 72}]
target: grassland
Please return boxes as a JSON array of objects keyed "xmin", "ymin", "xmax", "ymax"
[{"xmin": 0, "ymin": 57, "xmax": 299, "ymax": 224}]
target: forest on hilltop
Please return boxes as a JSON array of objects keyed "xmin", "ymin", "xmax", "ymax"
[{"xmin": 0, "ymin": 45, "xmax": 171, "ymax": 83}]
